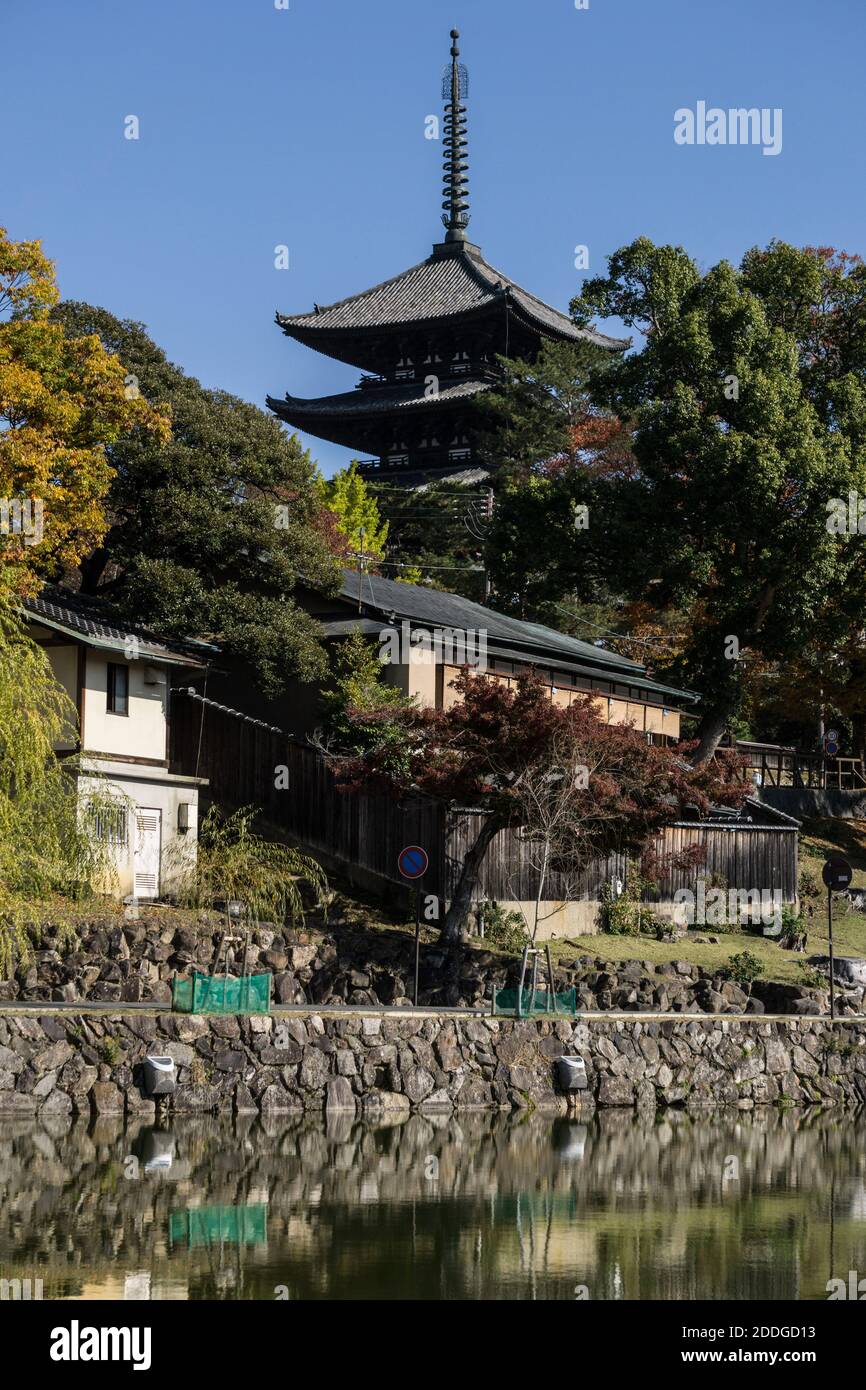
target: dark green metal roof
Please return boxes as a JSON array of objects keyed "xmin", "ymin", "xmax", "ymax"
[{"xmin": 334, "ymin": 569, "xmax": 698, "ymax": 704}]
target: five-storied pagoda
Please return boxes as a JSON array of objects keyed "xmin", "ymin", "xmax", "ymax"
[{"xmin": 268, "ymin": 30, "xmax": 627, "ymax": 486}]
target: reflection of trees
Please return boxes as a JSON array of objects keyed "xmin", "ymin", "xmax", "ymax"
[{"xmin": 0, "ymin": 1108, "xmax": 864, "ymax": 1300}]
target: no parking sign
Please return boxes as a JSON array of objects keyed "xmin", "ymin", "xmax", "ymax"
[{"xmin": 398, "ymin": 845, "xmax": 429, "ymax": 880}]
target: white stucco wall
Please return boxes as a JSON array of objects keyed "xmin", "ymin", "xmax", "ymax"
[
  {"xmin": 78, "ymin": 767, "xmax": 201, "ymax": 900},
  {"xmin": 43, "ymin": 643, "xmax": 79, "ymax": 750},
  {"xmin": 82, "ymin": 653, "xmax": 168, "ymax": 760}
]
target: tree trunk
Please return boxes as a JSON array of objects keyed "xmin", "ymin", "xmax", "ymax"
[
  {"xmin": 531, "ymin": 838, "xmax": 550, "ymax": 944},
  {"xmin": 691, "ymin": 706, "xmax": 732, "ymax": 766},
  {"xmin": 441, "ymin": 815, "xmax": 504, "ymax": 944},
  {"xmin": 690, "ymin": 585, "xmax": 778, "ymax": 767},
  {"xmin": 78, "ymin": 547, "xmax": 109, "ymax": 595}
]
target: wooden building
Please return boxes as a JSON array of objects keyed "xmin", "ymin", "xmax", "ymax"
[{"xmin": 200, "ymin": 566, "xmax": 698, "ymax": 745}]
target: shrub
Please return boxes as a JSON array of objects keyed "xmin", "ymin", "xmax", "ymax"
[
  {"xmin": 798, "ymin": 961, "xmax": 827, "ymax": 990},
  {"xmin": 171, "ymin": 805, "xmax": 327, "ymax": 928},
  {"xmin": 476, "ymin": 902, "xmax": 529, "ymax": 954},
  {"xmin": 599, "ymin": 861, "xmax": 655, "ymax": 935},
  {"xmin": 798, "ymin": 865, "xmax": 821, "ymax": 903},
  {"xmin": 724, "ymin": 950, "xmax": 764, "ymax": 990}
]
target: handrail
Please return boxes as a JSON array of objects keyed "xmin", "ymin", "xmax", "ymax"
[{"xmin": 734, "ymin": 744, "xmax": 866, "ymax": 790}]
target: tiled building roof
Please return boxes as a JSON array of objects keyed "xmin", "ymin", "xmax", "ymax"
[
  {"xmin": 330, "ymin": 569, "xmax": 698, "ymax": 705},
  {"xmin": 24, "ymin": 587, "xmax": 212, "ymax": 667}
]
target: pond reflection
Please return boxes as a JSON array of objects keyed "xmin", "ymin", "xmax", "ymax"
[{"xmin": 1, "ymin": 1107, "xmax": 865, "ymax": 1300}]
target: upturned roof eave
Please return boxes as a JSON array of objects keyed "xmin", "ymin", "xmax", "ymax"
[
  {"xmin": 276, "ymin": 298, "xmax": 627, "ymax": 355},
  {"xmin": 266, "ymin": 377, "xmax": 492, "ymax": 422}
]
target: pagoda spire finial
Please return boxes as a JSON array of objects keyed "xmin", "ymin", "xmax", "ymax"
[{"xmin": 441, "ymin": 27, "xmax": 470, "ymax": 244}]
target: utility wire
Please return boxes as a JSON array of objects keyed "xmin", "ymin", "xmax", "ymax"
[
  {"xmin": 551, "ymin": 602, "xmax": 681, "ymax": 652},
  {"xmin": 377, "ymin": 559, "xmax": 484, "ymax": 571}
]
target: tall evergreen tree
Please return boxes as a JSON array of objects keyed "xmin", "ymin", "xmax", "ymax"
[
  {"xmin": 51, "ymin": 302, "xmax": 341, "ymax": 695},
  {"xmin": 573, "ymin": 238, "xmax": 866, "ymax": 761}
]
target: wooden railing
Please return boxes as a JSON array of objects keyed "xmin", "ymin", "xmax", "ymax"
[{"xmin": 732, "ymin": 741, "xmax": 866, "ymax": 790}]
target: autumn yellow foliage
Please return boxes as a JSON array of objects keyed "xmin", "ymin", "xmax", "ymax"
[{"xmin": 0, "ymin": 227, "xmax": 170, "ymax": 596}]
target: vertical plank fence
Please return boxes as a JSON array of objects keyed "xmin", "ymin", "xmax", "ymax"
[{"xmin": 171, "ymin": 691, "xmax": 798, "ymax": 906}]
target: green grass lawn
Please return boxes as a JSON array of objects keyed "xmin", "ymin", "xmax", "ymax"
[{"xmin": 541, "ymin": 818, "xmax": 866, "ymax": 984}]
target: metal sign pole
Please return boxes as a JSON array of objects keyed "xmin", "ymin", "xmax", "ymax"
[
  {"xmin": 827, "ymin": 885, "xmax": 836, "ymax": 1022},
  {"xmin": 821, "ymin": 855, "xmax": 851, "ymax": 1023},
  {"xmin": 414, "ymin": 881, "xmax": 422, "ymax": 1007}
]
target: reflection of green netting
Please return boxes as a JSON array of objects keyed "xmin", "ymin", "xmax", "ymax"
[
  {"xmin": 494, "ymin": 986, "xmax": 577, "ymax": 1016},
  {"xmin": 495, "ymin": 1192, "xmax": 580, "ymax": 1220},
  {"xmin": 172, "ymin": 971, "xmax": 271, "ymax": 1014},
  {"xmin": 169, "ymin": 1205, "xmax": 268, "ymax": 1248}
]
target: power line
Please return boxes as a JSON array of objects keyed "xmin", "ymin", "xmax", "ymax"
[
  {"xmin": 367, "ymin": 489, "xmax": 490, "ymax": 499},
  {"xmin": 377, "ymin": 559, "xmax": 484, "ymax": 572},
  {"xmin": 551, "ymin": 602, "xmax": 681, "ymax": 652}
]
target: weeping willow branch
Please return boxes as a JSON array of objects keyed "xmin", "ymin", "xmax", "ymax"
[
  {"xmin": 0, "ymin": 601, "xmax": 128, "ymax": 974},
  {"xmin": 167, "ymin": 805, "xmax": 327, "ymax": 928}
]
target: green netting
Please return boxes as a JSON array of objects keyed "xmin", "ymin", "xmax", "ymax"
[
  {"xmin": 494, "ymin": 986, "xmax": 578, "ymax": 1016},
  {"xmin": 169, "ymin": 1205, "xmax": 268, "ymax": 1248},
  {"xmin": 172, "ymin": 971, "xmax": 271, "ymax": 1015}
]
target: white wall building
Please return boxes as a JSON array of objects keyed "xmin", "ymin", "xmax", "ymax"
[{"xmin": 24, "ymin": 587, "xmax": 211, "ymax": 902}]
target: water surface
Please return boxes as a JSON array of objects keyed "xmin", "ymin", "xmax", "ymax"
[{"xmin": 1, "ymin": 1108, "xmax": 865, "ymax": 1299}]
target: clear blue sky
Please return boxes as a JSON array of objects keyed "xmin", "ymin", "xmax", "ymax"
[{"xmin": 5, "ymin": 0, "xmax": 865, "ymax": 475}]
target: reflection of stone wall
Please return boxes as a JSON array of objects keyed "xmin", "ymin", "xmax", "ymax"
[
  {"xmin": 1, "ymin": 1109, "xmax": 864, "ymax": 1301},
  {"xmin": 1, "ymin": 1010, "xmax": 865, "ymax": 1119}
]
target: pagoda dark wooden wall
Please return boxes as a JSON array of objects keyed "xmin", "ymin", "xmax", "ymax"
[{"xmin": 171, "ymin": 693, "xmax": 797, "ymax": 907}]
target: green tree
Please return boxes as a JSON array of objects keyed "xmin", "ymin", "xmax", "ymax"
[
  {"xmin": 319, "ymin": 630, "xmax": 414, "ymax": 769},
  {"xmin": 315, "ymin": 461, "xmax": 388, "ymax": 560},
  {"xmin": 573, "ymin": 237, "xmax": 866, "ymax": 761},
  {"xmin": 49, "ymin": 302, "xmax": 341, "ymax": 695},
  {"xmin": 479, "ymin": 339, "xmax": 616, "ymax": 476},
  {"xmin": 476, "ymin": 339, "xmax": 633, "ymax": 618}
]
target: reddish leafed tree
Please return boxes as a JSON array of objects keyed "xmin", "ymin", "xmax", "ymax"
[{"xmin": 333, "ymin": 668, "xmax": 747, "ymax": 942}]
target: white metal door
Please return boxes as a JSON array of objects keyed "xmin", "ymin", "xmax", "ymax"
[{"xmin": 133, "ymin": 808, "xmax": 161, "ymax": 899}]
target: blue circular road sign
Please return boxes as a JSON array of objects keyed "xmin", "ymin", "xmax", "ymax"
[{"xmin": 398, "ymin": 845, "xmax": 429, "ymax": 879}]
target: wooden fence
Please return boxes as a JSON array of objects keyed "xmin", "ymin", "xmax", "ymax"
[{"xmin": 171, "ymin": 691, "xmax": 798, "ymax": 905}]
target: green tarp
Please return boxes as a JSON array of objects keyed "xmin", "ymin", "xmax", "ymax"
[
  {"xmin": 494, "ymin": 986, "xmax": 578, "ymax": 1016},
  {"xmin": 172, "ymin": 971, "xmax": 271, "ymax": 1015}
]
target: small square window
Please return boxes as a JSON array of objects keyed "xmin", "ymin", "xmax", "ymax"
[
  {"xmin": 107, "ymin": 663, "xmax": 129, "ymax": 715},
  {"xmin": 94, "ymin": 806, "xmax": 128, "ymax": 846}
]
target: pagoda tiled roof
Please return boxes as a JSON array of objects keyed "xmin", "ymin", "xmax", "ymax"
[
  {"xmin": 276, "ymin": 245, "xmax": 628, "ymax": 351},
  {"xmin": 267, "ymin": 375, "xmax": 492, "ymax": 423}
]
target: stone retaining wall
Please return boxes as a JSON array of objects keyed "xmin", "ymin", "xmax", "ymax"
[
  {"xmin": 1, "ymin": 1010, "xmax": 865, "ymax": 1119},
  {"xmin": 6, "ymin": 916, "xmax": 860, "ymax": 1017}
]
